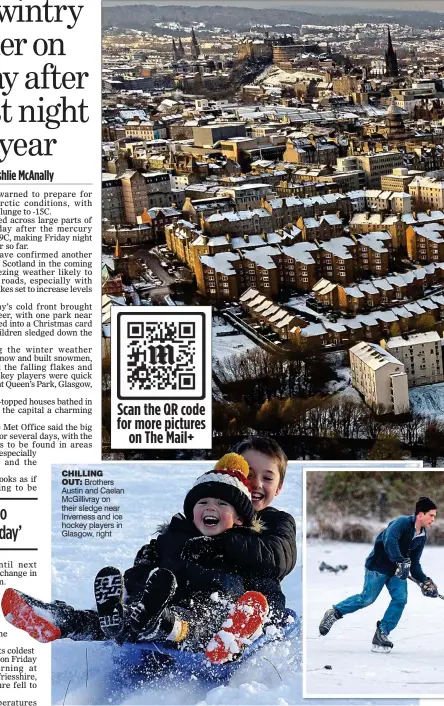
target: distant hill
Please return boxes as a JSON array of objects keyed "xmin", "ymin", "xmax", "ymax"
[
  {"xmin": 102, "ymin": 3, "xmax": 444, "ymax": 31},
  {"xmin": 103, "ymin": 4, "xmax": 311, "ymax": 32}
]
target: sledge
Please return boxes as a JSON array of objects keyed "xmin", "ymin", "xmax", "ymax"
[{"xmin": 112, "ymin": 608, "xmax": 300, "ymax": 683}]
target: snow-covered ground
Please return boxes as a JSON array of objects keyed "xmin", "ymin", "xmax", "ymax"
[
  {"xmin": 51, "ymin": 463, "xmax": 301, "ymax": 705},
  {"xmin": 256, "ymin": 67, "xmax": 324, "ymax": 88},
  {"xmin": 305, "ymin": 539, "xmax": 444, "ymax": 700},
  {"xmin": 332, "ymin": 380, "xmax": 364, "ymax": 405},
  {"xmin": 409, "ymin": 383, "xmax": 444, "ymax": 422},
  {"xmin": 212, "ymin": 316, "xmax": 258, "ymax": 362},
  {"xmin": 324, "ymin": 351, "xmax": 353, "ymax": 396},
  {"xmin": 286, "ymin": 296, "xmax": 324, "ymax": 321}
]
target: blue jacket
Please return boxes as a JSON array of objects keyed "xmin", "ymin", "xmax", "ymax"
[{"xmin": 365, "ymin": 514, "xmax": 427, "ymax": 582}]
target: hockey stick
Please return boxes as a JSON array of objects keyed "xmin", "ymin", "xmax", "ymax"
[{"xmin": 408, "ymin": 575, "xmax": 444, "ymax": 600}]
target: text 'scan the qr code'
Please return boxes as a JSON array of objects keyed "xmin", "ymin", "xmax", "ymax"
[{"xmin": 117, "ymin": 311, "xmax": 206, "ymax": 400}]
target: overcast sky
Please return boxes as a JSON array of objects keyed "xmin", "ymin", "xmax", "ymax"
[{"xmin": 103, "ymin": 0, "xmax": 444, "ymax": 12}]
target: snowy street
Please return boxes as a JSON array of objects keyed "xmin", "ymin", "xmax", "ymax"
[
  {"xmin": 51, "ymin": 463, "xmax": 302, "ymax": 705},
  {"xmin": 305, "ymin": 539, "xmax": 444, "ymax": 699}
]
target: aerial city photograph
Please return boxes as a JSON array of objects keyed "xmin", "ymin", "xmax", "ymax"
[{"xmin": 102, "ymin": 0, "xmax": 444, "ymax": 462}]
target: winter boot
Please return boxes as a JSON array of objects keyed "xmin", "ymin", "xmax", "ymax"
[
  {"xmin": 2, "ymin": 588, "xmax": 78, "ymax": 643},
  {"xmin": 319, "ymin": 607, "xmax": 342, "ymax": 636},
  {"xmin": 94, "ymin": 566, "xmax": 125, "ymax": 639},
  {"xmin": 371, "ymin": 621, "xmax": 393, "ymax": 653},
  {"xmin": 129, "ymin": 568, "xmax": 177, "ymax": 639},
  {"xmin": 205, "ymin": 591, "xmax": 268, "ymax": 664}
]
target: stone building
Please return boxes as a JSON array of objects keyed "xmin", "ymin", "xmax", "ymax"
[
  {"xmin": 350, "ymin": 342, "xmax": 409, "ymax": 414},
  {"xmin": 384, "ymin": 331, "xmax": 444, "ymax": 387}
]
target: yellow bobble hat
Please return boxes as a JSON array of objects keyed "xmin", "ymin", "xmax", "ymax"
[{"xmin": 183, "ymin": 453, "xmax": 254, "ymax": 525}]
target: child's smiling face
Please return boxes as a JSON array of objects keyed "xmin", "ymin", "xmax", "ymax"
[
  {"xmin": 242, "ymin": 449, "xmax": 282, "ymax": 512},
  {"xmin": 193, "ymin": 497, "xmax": 243, "ymax": 536}
]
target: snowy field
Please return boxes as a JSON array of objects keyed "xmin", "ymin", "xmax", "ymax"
[
  {"xmin": 51, "ymin": 463, "xmax": 302, "ymax": 705},
  {"xmin": 305, "ymin": 539, "xmax": 444, "ymax": 700},
  {"xmin": 212, "ymin": 316, "xmax": 258, "ymax": 362},
  {"xmin": 409, "ymin": 382, "xmax": 444, "ymax": 422}
]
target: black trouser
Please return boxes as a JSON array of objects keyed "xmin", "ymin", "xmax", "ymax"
[{"xmin": 63, "ymin": 589, "xmax": 285, "ymax": 645}]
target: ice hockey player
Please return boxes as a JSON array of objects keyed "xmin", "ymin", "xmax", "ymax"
[
  {"xmin": 2, "ymin": 452, "xmax": 293, "ymax": 664},
  {"xmin": 318, "ymin": 496, "xmax": 438, "ymax": 652}
]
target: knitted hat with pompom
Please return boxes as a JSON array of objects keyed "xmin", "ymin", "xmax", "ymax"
[{"xmin": 183, "ymin": 453, "xmax": 254, "ymax": 525}]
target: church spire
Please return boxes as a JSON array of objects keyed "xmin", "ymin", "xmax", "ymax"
[
  {"xmin": 172, "ymin": 37, "xmax": 179, "ymax": 62},
  {"xmin": 191, "ymin": 27, "xmax": 200, "ymax": 59},
  {"xmin": 387, "ymin": 26, "xmax": 393, "ymax": 51},
  {"xmin": 385, "ymin": 25, "xmax": 399, "ymax": 77}
]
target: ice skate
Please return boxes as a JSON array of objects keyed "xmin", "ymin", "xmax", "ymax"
[
  {"xmin": 130, "ymin": 567, "xmax": 177, "ymax": 639},
  {"xmin": 371, "ymin": 621, "xmax": 393, "ymax": 653},
  {"xmin": 1, "ymin": 588, "xmax": 76, "ymax": 643},
  {"xmin": 205, "ymin": 591, "xmax": 269, "ymax": 664},
  {"xmin": 94, "ymin": 566, "xmax": 124, "ymax": 639},
  {"xmin": 319, "ymin": 607, "xmax": 342, "ymax": 636}
]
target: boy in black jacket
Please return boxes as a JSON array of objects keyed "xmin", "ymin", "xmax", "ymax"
[
  {"xmin": 318, "ymin": 496, "xmax": 438, "ymax": 652},
  {"xmin": 129, "ymin": 436, "xmax": 296, "ymax": 662},
  {"xmin": 185, "ymin": 437, "xmax": 296, "ymax": 618},
  {"xmin": 3, "ymin": 450, "xmax": 295, "ymax": 663}
]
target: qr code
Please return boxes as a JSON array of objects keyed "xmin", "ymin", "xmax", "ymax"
[
  {"xmin": 116, "ymin": 311, "xmax": 205, "ymax": 400},
  {"xmin": 127, "ymin": 320, "xmax": 196, "ymax": 391}
]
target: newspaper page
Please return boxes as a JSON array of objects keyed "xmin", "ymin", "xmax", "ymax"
[
  {"xmin": 0, "ymin": 0, "xmax": 101, "ymax": 704},
  {"xmin": 1, "ymin": 1, "xmax": 444, "ymax": 706}
]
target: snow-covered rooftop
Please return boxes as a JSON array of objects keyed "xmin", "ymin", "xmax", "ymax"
[
  {"xmin": 321, "ymin": 237, "xmax": 354, "ymax": 259},
  {"xmin": 281, "ymin": 242, "xmax": 318, "ymax": 265},
  {"xmin": 387, "ymin": 331, "xmax": 441, "ymax": 348},
  {"xmin": 200, "ymin": 251, "xmax": 240, "ymax": 275},
  {"xmin": 358, "ymin": 231, "xmax": 391, "ymax": 252},
  {"xmin": 244, "ymin": 245, "xmax": 280, "ymax": 270},
  {"xmin": 350, "ymin": 341, "xmax": 403, "ymax": 370}
]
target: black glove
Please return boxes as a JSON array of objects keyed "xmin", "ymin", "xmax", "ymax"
[
  {"xmin": 183, "ymin": 561, "xmax": 245, "ymax": 596},
  {"xmin": 133, "ymin": 539, "xmax": 159, "ymax": 566},
  {"xmin": 217, "ymin": 572, "xmax": 245, "ymax": 595},
  {"xmin": 394, "ymin": 558, "xmax": 411, "ymax": 580},
  {"xmin": 421, "ymin": 578, "xmax": 438, "ymax": 598},
  {"xmin": 181, "ymin": 536, "xmax": 224, "ymax": 563}
]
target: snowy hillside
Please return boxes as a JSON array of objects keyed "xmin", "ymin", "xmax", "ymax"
[
  {"xmin": 305, "ymin": 539, "xmax": 444, "ymax": 700},
  {"xmin": 51, "ymin": 463, "xmax": 302, "ymax": 705},
  {"xmin": 409, "ymin": 382, "xmax": 444, "ymax": 422}
]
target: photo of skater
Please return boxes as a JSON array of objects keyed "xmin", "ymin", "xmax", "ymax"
[
  {"xmin": 3, "ymin": 444, "xmax": 301, "ymax": 704},
  {"xmin": 319, "ymin": 496, "xmax": 438, "ymax": 652},
  {"xmin": 305, "ymin": 470, "xmax": 444, "ymax": 698}
]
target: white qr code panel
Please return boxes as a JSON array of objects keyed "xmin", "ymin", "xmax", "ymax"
[
  {"xmin": 111, "ymin": 306, "xmax": 212, "ymax": 449},
  {"xmin": 117, "ymin": 310, "xmax": 206, "ymax": 400}
]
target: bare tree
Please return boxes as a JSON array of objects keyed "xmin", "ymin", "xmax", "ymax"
[{"xmin": 424, "ymin": 420, "xmax": 444, "ymax": 467}]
